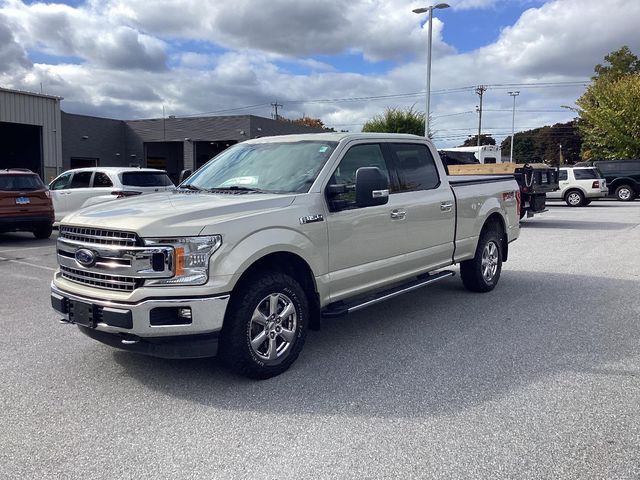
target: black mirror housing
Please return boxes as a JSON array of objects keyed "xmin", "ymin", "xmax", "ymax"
[
  {"xmin": 355, "ymin": 167, "xmax": 389, "ymax": 208},
  {"xmin": 179, "ymin": 169, "xmax": 193, "ymax": 184}
]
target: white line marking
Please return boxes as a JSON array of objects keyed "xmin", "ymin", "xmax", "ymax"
[
  {"xmin": 0, "ymin": 245, "xmax": 56, "ymax": 254},
  {"xmin": 0, "ymin": 256, "xmax": 56, "ymax": 272}
]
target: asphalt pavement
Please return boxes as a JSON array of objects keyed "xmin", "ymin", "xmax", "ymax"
[{"xmin": 0, "ymin": 200, "xmax": 639, "ymax": 479}]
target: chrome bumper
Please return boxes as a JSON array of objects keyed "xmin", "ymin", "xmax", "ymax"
[{"xmin": 51, "ymin": 283, "xmax": 229, "ymax": 338}]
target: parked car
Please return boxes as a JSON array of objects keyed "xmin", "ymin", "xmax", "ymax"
[
  {"xmin": 0, "ymin": 168, "xmax": 54, "ymax": 238},
  {"xmin": 51, "ymin": 133, "xmax": 520, "ymax": 379},
  {"xmin": 49, "ymin": 167, "xmax": 175, "ymax": 222},
  {"xmin": 575, "ymin": 159, "xmax": 640, "ymax": 201},
  {"xmin": 546, "ymin": 167, "xmax": 608, "ymax": 206}
]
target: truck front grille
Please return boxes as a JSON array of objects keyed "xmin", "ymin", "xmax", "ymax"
[
  {"xmin": 59, "ymin": 226, "xmax": 139, "ymax": 247},
  {"xmin": 60, "ymin": 265, "xmax": 139, "ymax": 292}
]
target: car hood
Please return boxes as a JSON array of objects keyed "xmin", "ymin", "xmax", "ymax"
[{"xmin": 61, "ymin": 191, "xmax": 297, "ymax": 237}]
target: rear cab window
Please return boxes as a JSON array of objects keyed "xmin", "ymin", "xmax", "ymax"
[
  {"xmin": 121, "ymin": 171, "xmax": 174, "ymax": 187},
  {"xmin": 388, "ymin": 143, "xmax": 440, "ymax": 192},
  {"xmin": 0, "ymin": 174, "xmax": 44, "ymax": 191}
]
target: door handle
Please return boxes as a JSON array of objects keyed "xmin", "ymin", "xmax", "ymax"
[
  {"xmin": 390, "ymin": 209, "xmax": 406, "ymax": 220},
  {"xmin": 440, "ymin": 202, "xmax": 453, "ymax": 212}
]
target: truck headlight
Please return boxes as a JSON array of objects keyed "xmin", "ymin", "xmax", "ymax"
[{"xmin": 143, "ymin": 235, "xmax": 222, "ymax": 286}]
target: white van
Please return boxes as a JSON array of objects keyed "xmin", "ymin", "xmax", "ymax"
[{"xmin": 438, "ymin": 145, "xmax": 504, "ymax": 164}]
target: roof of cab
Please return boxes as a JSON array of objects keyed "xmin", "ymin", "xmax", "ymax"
[{"xmin": 244, "ymin": 132, "xmax": 428, "ymax": 144}]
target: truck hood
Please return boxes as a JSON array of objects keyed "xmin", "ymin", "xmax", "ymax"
[{"xmin": 61, "ymin": 191, "xmax": 297, "ymax": 237}]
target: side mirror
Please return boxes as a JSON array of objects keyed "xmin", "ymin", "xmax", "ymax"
[
  {"xmin": 179, "ymin": 169, "xmax": 192, "ymax": 184},
  {"xmin": 355, "ymin": 167, "xmax": 389, "ymax": 208}
]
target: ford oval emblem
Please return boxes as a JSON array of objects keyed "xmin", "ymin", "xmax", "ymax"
[{"xmin": 75, "ymin": 248, "xmax": 97, "ymax": 268}]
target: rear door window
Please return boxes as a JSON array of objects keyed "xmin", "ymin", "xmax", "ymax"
[
  {"xmin": 69, "ymin": 172, "xmax": 92, "ymax": 189},
  {"xmin": 121, "ymin": 171, "xmax": 174, "ymax": 187},
  {"xmin": 389, "ymin": 143, "xmax": 440, "ymax": 192},
  {"xmin": 559, "ymin": 170, "xmax": 568, "ymax": 181},
  {"xmin": 93, "ymin": 172, "xmax": 113, "ymax": 187},
  {"xmin": 0, "ymin": 174, "xmax": 43, "ymax": 191}
]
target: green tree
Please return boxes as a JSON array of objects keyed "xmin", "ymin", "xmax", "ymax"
[
  {"xmin": 576, "ymin": 46, "xmax": 640, "ymax": 159},
  {"xmin": 577, "ymin": 74, "xmax": 640, "ymax": 159},
  {"xmin": 593, "ymin": 46, "xmax": 640, "ymax": 81},
  {"xmin": 362, "ymin": 107, "xmax": 427, "ymax": 137},
  {"xmin": 500, "ymin": 121, "xmax": 582, "ymax": 165},
  {"xmin": 460, "ymin": 134, "xmax": 496, "ymax": 147},
  {"xmin": 281, "ymin": 116, "xmax": 335, "ymax": 131}
]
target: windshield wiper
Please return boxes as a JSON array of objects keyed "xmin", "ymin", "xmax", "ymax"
[
  {"xmin": 208, "ymin": 186, "xmax": 272, "ymax": 194},
  {"xmin": 180, "ymin": 184, "xmax": 204, "ymax": 191}
]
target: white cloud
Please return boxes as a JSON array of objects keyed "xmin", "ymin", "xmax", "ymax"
[{"xmin": 0, "ymin": 0, "xmax": 638, "ymax": 147}]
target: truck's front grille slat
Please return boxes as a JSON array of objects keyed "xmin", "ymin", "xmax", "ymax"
[
  {"xmin": 59, "ymin": 226, "xmax": 139, "ymax": 247},
  {"xmin": 60, "ymin": 265, "xmax": 139, "ymax": 291}
]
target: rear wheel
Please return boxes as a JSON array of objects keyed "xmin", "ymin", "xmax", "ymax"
[
  {"xmin": 615, "ymin": 185, "xmax": 635, "ymax": 202},
  {"xmin": 460, "ymin": 226, "xmax": 503, "ymax": 293},
  {"xmin": 219, "ymin": 271, "xmax": 308, "ymax": 379},
  {"xmin": 33, "ymin": 224, "xmax": 53, "ymax": 239},
  {"xmin": 565, "ymin": 190, "xmax": 585, "ymax": 207}
]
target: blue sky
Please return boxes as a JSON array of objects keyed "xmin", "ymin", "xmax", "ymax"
[{"xmin": 1, "ymin": 0, "xmax": 638, "ymax": 146}]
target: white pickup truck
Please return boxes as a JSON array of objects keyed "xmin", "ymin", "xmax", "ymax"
[{"xmin": 51, "ymin": 133, "xmax": 520, "ymax": 378}]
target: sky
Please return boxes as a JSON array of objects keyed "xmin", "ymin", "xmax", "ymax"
[{"xmin": 0, "ymin": 0, "xmax": 639, "ymax": 147}]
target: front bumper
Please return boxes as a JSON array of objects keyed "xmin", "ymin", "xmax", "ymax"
[{"xmin": 51, "ymin": 283, "xmax": 230, "ymax": 358}]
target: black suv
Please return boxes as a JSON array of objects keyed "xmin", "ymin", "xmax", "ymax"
[{"xmin": 575, "ymin": 159, "xmax": 640, "ymax": 201}]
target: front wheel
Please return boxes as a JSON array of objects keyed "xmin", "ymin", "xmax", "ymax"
[
  {"xmin": 219, "ymin": 272, "xmax": 308, "ymax": 379},
  {"xmin": 460, "ymin": 227, "xmax": 503, "ymax": 293},
  {"xmin": 615, "ymin": 185, "xmax": 635, "ymax": 202}
]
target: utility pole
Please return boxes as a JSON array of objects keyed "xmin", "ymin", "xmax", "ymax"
[
  {"xmin": 559, "ymin": 144, "xmax": 563, "ymax": 166},
  {"xmin": 271, "ymin": 101, "xmax": 283, "ymax": 121},
  {"xmin": 475, "ymin": 85, "xmax": 487, "ymax": 148},
  {"xmin": 508, "ymin": 91, "xmax": 520, "ymax": 163}
]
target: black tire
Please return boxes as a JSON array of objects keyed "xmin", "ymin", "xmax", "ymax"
[
  {"xmin": 460, "ymin": 226, "xmax": 503, "ymax": 293},
  {"xmin": 33, "ymin": 224, "xmax": 53, "ymax": 239},
  {"xmin": 219, "ymin": 271, "xmax": 308, "ymax": 379},
  {"xmin": 615, "ymin": 185, "xmax": 636, "ymax": 202},
  {"xmin": 564, "ymin": 189, "xmax": 585, "ymax": 207}
]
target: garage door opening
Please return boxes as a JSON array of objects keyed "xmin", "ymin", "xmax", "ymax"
[{"xmin": 0, "ymin": 121, "xmax": 43, "ymax": 178}]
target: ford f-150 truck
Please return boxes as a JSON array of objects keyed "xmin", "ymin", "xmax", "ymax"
[{"xmin": 51, "ymin": 133, "xmax": 520, "ymax": 379}]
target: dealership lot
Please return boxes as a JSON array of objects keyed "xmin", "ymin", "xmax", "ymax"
[{"xmin": 0, "ymin": 202, "xmax": 639, "ymax": 479}]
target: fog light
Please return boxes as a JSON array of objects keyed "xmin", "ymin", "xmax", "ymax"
[{"xmin": 178, "ymin": 307, "xmax": 192, "ymax": 321}]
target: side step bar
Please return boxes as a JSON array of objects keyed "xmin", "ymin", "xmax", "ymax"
[{"xmin": 321, "ymin": 270, "xmax": 455, "ymax": 319}]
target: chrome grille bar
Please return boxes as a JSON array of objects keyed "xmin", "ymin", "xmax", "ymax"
[
  {"xmin": 59, "ymin": 226, "xmax": 139, "ymax": 247},
  {"xmin": 60, "ymin": 265, "xmax": 138, "ymax": 291}
]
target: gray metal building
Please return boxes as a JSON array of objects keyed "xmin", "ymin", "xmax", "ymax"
[
  {"xmin": 0, "ymin": 87, "xmax": 63, "ymax": 181},
  {"xmin": 1, "ymin": 87, "xmax": 325, "ymax": 184},
  {"xmin": 62, "ymin": 113, "xmax": 326, "ymax": 183}
]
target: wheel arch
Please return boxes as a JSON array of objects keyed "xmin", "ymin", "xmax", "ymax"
[
  {"xmin": 230, "ymin": 251, "xmax": 321, "ymax": 330},
  {"xmin": 609, "ymin": 177, "xmax": 638, "ymax": 191},
  {"xmin": 482, "ymin": 212, "xmax": 509, "ymax": 262}
]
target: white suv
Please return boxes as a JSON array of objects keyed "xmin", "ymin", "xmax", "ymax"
[
  {"xmin": 546, "ymin": 167, "xmax": 607, "ymax": 206},
  {"xmin": 49, "ymin": 167, "xmax": 175, "ymax": 221}
]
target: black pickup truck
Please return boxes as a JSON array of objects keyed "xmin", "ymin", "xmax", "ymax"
[{"xmin": 575, "ymin": 159, "xmax": 640, "ymax": 201}]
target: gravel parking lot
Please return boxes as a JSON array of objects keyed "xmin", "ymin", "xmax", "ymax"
[{"xmin": 1, "ymin": 201, "xmax": 639, "ymax": 480}]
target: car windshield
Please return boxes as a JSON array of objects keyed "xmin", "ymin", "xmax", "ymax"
[
  {"xmin": 0, "ymin": 174, "xmax": 44, "ymax": 191},
  {"xmin": 121, "ymin": 171, "xmax": 174, "ymax": 187},
  {"xmin": 182, "ymin": 140, "xmax": 338, "ymax": 194}
]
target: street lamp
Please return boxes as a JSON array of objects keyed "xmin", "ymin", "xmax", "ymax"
[
  {"xmin": 413, "ymin": 3, "xmax": 450, "ymax": 138},
  {"xmin": 508, "ymin": 91, "xmax": 520, "ymax": 163}
]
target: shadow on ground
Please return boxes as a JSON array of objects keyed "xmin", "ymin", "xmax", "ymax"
[
  {"xmin": 521, "ymin": 219, "xmax": 631, "ymax": 230},
  {"xmin": 110, "ymin": 269, "xmax": 639, "ymax": 419}
]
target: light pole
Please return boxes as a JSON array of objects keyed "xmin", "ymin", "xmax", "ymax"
[
  {"xmin": 508, "ymin": 91, "xmax": 520, "ymax": 163},
  {"xmin": 413, "ymin": 3, "xmax": 450, "ymax": 138}
]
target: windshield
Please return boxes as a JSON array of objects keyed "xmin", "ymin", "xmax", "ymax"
[
  {"xmin": 182, "ymin": 141, "xmax": 338, "ymax": 193},
  {"xmin": 0, "ymin": 174, "xmax": 44, "ymax": 191},
  {"xmin": 121, "ymin": 171, "xmax": 174, "ymax": 187}
]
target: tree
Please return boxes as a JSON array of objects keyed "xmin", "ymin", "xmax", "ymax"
[
  {"xmin": 282, "ymin": 116, "xmax": 335, "ymax": 131},
  {"xmin": 577, "ymin": 74, "xmax": 640, "ymax": 159},
  {"xmin": 577, "ymin": 46, "xmax": 640, "ymax": 159},
  {"xmin": 362, "ymin": 107, "xmax": 427, "ymax": 137},
  {"xmin": 460, "ymin": 134, "xmax": 496, "ymax": 147},
  {"xmin": 593, "ymin": 46, "xmax": 640, "ymax": 81},
  {"xmin": 500, "ymin": 121, "xmax": 582, "ymax": 165}
]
